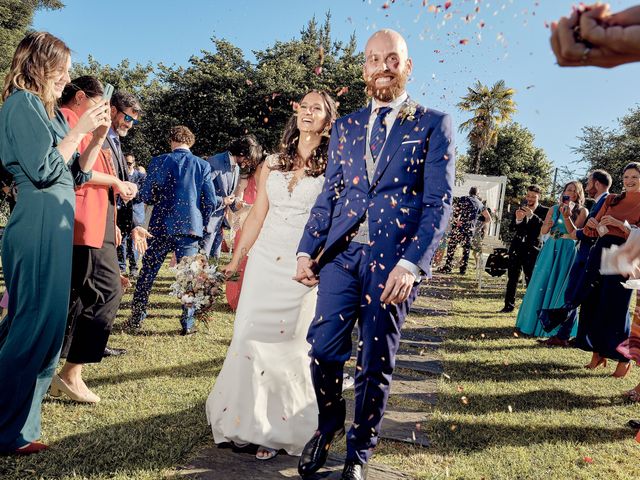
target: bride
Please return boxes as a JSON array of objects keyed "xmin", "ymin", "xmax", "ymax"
[{"xmin": 206, "ymin": 90, "xmax": 337, "ymax": 460}]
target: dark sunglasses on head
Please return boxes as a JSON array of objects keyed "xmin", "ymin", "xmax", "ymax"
[{"xmin": 118, "ymin": 110, "xmax": 140, "ymax": 125}]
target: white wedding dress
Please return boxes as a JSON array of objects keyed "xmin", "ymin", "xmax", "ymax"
[{"xmin": 206, "ymin": 155, "xmax": 323, "ymax": 455}]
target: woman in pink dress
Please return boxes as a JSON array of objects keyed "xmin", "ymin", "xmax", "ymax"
[{"xmin": 225, "ymin": 162, "xmax": 263, "ymax": 310}]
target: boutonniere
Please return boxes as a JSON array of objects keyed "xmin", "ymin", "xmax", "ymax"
[{"xmin": 398, "ymin": 100, "xmax": 418, "ymax": 124}]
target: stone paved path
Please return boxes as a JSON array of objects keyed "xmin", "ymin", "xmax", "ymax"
[{"xmin": 173, "ymin": 276, "xmax": 453, "ymax": 479}]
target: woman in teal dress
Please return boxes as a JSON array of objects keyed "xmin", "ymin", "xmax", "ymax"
[
  {"xmin": 515, "ymin": 181, "xmax": 588, "ymax": 337},
  {"xmin": 0, "ymin": 32, "xmax": 111, "ymax": 454}
]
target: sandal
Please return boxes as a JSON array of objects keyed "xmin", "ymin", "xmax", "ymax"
[{"xmin": 256, "ymin": 445, "xmax": 278, "ymax": 460}]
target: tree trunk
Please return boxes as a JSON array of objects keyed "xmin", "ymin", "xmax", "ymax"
[{"xmin": 473, "ymin": 148, "xmax": 482, "ymax": 174}]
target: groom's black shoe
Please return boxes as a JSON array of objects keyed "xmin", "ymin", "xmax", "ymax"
[
  {"xmin": 341, "ymin": 460, "xmax": 367, "ymax": 480},
  {"xmin": 298, "ymin": 427, "xmax": 345, "ymax": 477}
]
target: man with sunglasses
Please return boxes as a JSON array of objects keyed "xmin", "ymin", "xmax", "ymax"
[{"xmin": 103, "ymin": 91, "xmax": 152, "ymax": 356}]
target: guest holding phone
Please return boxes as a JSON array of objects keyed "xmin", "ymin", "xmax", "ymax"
[
  {"xmin": 500, "ymin": 185, "xmax": 548, "ymax": 313},
  {"xmin": 55, "ymin": 76, "xmax": 138, "ymax": 404},
  {"xmin": 515, "ymin": 181, "xmax": 587, "ymax": 337},
  {"xmin": 0, "ymin": 32, "xmax": 110, "ymax": 454},
  {"xmin": 575, "ymin": 163, "xmax": 640, "ymax": 377}
]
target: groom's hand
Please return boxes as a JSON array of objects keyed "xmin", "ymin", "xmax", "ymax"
[
  {"xmin": 294, "ymin": 256, "xmax": 319, "ymax": 287},
  {"xmin": 381, "ymin": 265, "xmax": 416, "ymax": 305}
]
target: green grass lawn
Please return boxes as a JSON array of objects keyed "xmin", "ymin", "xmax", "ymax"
[{"xmin": 1, "ymin": 261, "xmax": 639, "ymax": 479}]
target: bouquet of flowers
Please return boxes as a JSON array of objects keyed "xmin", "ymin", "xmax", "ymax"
[{"xmin": 169, "ymin": 253, "xmax": 226, "ymax": 328}]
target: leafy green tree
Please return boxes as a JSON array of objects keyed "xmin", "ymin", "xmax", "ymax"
[
  {"xmin": 458, "ymin": 80, "xmax": 517, "ymax": 174},
  {"xmin": 573, "ymin": 106, "xmax": 640, "ymax": 193},
  {"xmin": 0, "ymin": 0, "xmax": 64, "ymax": 89}
]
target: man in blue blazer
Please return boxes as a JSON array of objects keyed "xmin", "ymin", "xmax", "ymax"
[
  {"xmin": 295, "ymin": 30, "xmax": 455, "ymax": 480},
  {"xmin": 200, "ymin": 135, "xmax": 263, "ymax": 257},
  {"xmin": 127, "ymin": 126, "xmax": 220, "ymax": 335},
  {"xmin": 543, "ymin": 169, "xmax": 611, "ymax": 346}
]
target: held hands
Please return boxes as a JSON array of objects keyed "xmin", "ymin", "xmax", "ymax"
[
  {"xmin": 132, "ymin": 226, "xmax": 153, "ymax": 254},
  {"xmin": 293, "ymin": 256, "xmax": 319, "ymax": 287},
  {"xmin": 76, "ymin": 99, "xmax": 111, "ymax": 135},
  {"xmin": 551, "ymin": 3, "xmax": 640, "ymax": 68},
  {"xmin": 380, "ymin": 265, "xmax": 416, "ymax": 305},
  {"xmin": 599, "ymin": 215, "xmax": 623, "ymax": 229},
  {"xmin": 586, "ymin": 217, "xmax": 600, "ymax": 229},
  {"xmin": 223, "ymin": 195, "xmax": 236, "ymax": 207}
]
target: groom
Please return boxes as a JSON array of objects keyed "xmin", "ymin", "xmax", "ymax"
[{"xmin": 295, "ymin": 29, "xmax": 455, "ymax": 480}]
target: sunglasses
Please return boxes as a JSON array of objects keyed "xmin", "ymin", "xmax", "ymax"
[{"xmin": 118, "ymin": 110, "xmax": 140, "ymax": 126}]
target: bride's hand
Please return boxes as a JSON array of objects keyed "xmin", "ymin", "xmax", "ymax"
[{"xmin": 223, "ymin": 260, "xmax": 239, "ymax": 278}]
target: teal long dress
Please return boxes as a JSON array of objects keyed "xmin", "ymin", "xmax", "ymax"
[
  {"xmin": 0, "ymin": 91, "xmax": 91, "ymax": 452},
  {"xmin": 515, "ymin": 205, "xmax": 579, "ymax": 338}
]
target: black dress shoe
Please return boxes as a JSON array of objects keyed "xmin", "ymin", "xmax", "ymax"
[
  {"xmin": 498, "ymin": 306, "xmax": 514, "ymax": 313},
  {"xmin": 180, "ymin": 327, "xmax": 196, "ymax": 336},
  {"xmin": 103, "ymin": 346, "xmax": 127, "ymax": 357},
  {"xmin": 298, "ymin": 427, "xmax": 345, "ymax": 477},
  {"xmin": 341, "ymin": 460, "xmax": 367, "ymax": 480}
]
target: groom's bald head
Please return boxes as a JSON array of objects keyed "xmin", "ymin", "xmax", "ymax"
[{"xmin": 364, "ymin": 29, "xmax": 410, "ymax": 62}]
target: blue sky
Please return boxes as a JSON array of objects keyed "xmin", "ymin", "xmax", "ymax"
[{"xmin": 34, "ymin": 0, "xmax": 638, "ymax": 175}]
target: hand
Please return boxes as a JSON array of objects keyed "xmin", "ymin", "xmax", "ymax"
[
  {"xmin": 586, "ymin": 217, "xmax": 599, "ymax": 229},
  {"xmin": 569, "ymin": 229, "xmax": 578, "ymax": 240},
  {"xmin": 293, "ymin": 256, "xmax": 319, "ymax": 287},
  {"xmin": 599, "ymin": 215, "xmax": 622, "ymax": 228},
  {"xmin": 550, "ymin": 5, "xmax": 640, "ymax": 68},
  {"xmin": 131, "ymin": 226, "xmax": 153, "ymax": 254},
  {"xmin": 560, "ymin": 204, "xmax": 571, "ymax": 218},
  {"xmin": 515, "ymin": 209, "xmax": 526, "ymax": 221},
  {"xmin": 115, "ymin": 180, "xmax": 137, "ymax": 202},
  {"xmin": 521, "ymin": 206, "xmax": 533, "ymax": 217},
  {"xmin": 75, "ymin": 99, "xmax": 111, "ymax": 135},
  {"xmin": 115, "ymin": 225, "xmax": 122, "ymax": 247},
  {"xmin": 543, "ymin": 216, "xmax": 553, "ymax": 230},
  {"xmin": 120, "ymin": 274, "xmax": 132, "ymax": 290},
  {"xmin": 223, "ymin": 195, "xmax": 236, "ymax": 206},
  {"xmin": 222, "ymin": 258, "xmax": 240, "ymax": 278},
  {"xmin": 380, "ymin": 265, "xmax": 416, "ymax": 305}
]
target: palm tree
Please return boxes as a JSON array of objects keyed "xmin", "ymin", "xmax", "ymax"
[{"xmin": 458, "ymin": 80, "xmax": 517, "ymax": 174}]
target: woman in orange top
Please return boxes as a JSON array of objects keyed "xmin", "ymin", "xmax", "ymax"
[
  {"xmin": 52, "ymin": 76, "xmax": 137, "ymax": 403},
  {"xmin": 576, "ymin": 162, "xmax": 640, "ymax": 378}
]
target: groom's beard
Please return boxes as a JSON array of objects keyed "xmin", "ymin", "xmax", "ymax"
[{"xmin": 365, "ymin": 67, "xmax": 409, "ymax": 103}]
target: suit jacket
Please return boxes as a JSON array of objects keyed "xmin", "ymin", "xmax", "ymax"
[
  {"xmin": 61, "ymin": 108, "xmax": 117, "ymax": 248},
  {"xmin": 297, "ymin": 99, "xmax": 455, "ymax": 276},
  {"xmin": 205, "ymin": 151, "xmax": 240, "ymax": 218},
  {"xmin": 104, "ymin": 130, "xmax": 136, "ymax": 232},
  {"xmin": 140, "ymin": 148, "xmax": 220, "ymax": 238},
  {"xmin": 508, "ymin": 204, "xmax": 549, "ymax": 257}
]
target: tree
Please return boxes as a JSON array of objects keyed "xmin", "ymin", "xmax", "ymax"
[
  {"xmin": 0, "ymin": 0, "xmax": 64, "ymax": 88},
  {"xmin": 457, "ymin": 80, "xmax": 517, "ymax": 174},
  {"xmin": 573, "ymin": 106, "xmax": 640, "ymax": 193},
  {"xmin": 461, "ymin": 123, "xmax": 553, "ymax": 241}
]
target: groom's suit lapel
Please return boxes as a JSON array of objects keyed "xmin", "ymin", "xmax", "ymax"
[
  {"xmin": 350, "ymin": 106, "xmax": 372, "ymax": 190},
  {"xmin": 368, "ymin": 110, "xmax": 418, "ymax": 192}
]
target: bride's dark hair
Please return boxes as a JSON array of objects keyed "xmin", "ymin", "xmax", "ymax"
[{"xmin": 270, "ymin": 90, "xmax": 337, "ymax": 178}]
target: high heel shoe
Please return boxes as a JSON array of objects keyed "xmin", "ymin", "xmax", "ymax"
[
  {"xmin": 584, "ymin": 358, "xmax": 607, "ymax": 370},
  {"xmin": 49, "ymin": 375, "xmax": 100, "ymax": 404},
  {"xmin": 612, "ymin": 362, "xmax": 632, "ymax": 378}
]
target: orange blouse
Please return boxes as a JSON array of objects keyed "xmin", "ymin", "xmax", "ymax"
[{"xmin": 583, "ymin": 192, "xmax": 640, "ymax": 239}]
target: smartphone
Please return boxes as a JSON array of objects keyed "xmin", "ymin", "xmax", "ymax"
[
  {"xmin": 562, "ymin": 194, "xmax": 571, "ymax": 204},
  {"xmin": 102, "ymin": 83, "xmax": 114, "ymax": 102},
  {"xmin": 520, "ymin": 199, "xmax": 528, "ymax": 208}
]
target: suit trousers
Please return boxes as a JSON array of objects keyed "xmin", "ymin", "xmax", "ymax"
[
  {"xmin": 61, "ymin": 238, "xmax": 122, "ymax": 364},
  {"xmin": 200, "ymin": 213, "xmax": 225, "ymax": 258},
  {"xmin": 504, "ymin": 250, "xmax": 538, "ymax": 309},
  {"xmin": 307, "ymin": 242, "xmax": 418, "ymax": 464},
  {"xmin": 130, "ymin": 234, "xmax": 200, "ymax": 323}
]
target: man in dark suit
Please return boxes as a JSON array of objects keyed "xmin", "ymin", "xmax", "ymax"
[
  {"xmin": 295, "ymin": 29, "xmax": 455, "ymax": 480},
  {"xmin": 200, "ymin": 135, "xmax": 263, "ymax": 258},
  {"xmin": 126, "ymin": 126, "xmax": 220, "ymax": 335},
  {"xmin": 440, "ymin": 186, "xmax": 489, "ymax": 274},
  {"xmin": 500, "ymin": 185, "xmax": 549, "ymax": 313},
  {"xmin": 542, "ymin": 170, "xmax": 611, "ymax": 346}
]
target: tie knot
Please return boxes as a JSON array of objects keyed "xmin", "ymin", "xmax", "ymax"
[{"xmin": 376, "ymin": 106, "xmax": 392, "ymax": 118}]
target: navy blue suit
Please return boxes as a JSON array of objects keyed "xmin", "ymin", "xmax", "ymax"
[
  {"xmin": 201, "ymin": 151, "xmax": 239, "ymax": 257},
  {"xmin": 129, "ymin": 148, "xmax": 220, "ymax": 329},
  {"xmin": 298, "ymin": 100, "xmax": 455, "ymax": 463},
  {"xmin": 554, "ymin": 192, "xmax": 609, "ymax": 340}
]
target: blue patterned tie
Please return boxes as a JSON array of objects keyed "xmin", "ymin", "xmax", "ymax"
[{"xmin": 370, "ymin": 107, "xmax": 392, "ymax": 162}]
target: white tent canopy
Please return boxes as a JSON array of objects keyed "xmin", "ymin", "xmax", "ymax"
[{"xmin": 453, "ymin": 173, "xmax": 507, "ymax": 237}]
